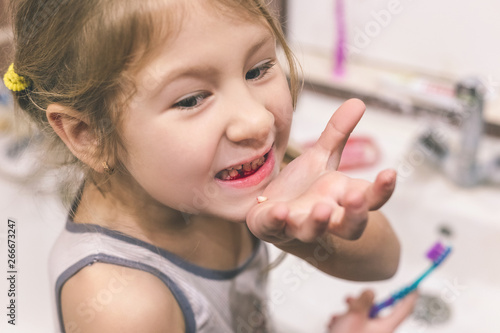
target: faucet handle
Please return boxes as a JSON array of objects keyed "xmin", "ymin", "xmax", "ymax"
[
  {"xmin": 455, "ymin": 77, "xmax": 486, "ymax": 106},
  {"xmin": 416, "ymin": 128, "xmax": 449, "ymax": 164}
]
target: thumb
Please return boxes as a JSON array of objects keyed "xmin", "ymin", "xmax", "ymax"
[
  {"xmin": 347, "ymin": 289, "xmax": 375, "ymax": 314},
  {"xmin": 315, "ymin": 99, "xmax": 366, "ymax": 169}
]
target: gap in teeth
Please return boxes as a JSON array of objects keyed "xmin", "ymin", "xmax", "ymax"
[
  {"xmin": 236, "ymin": 155, "xmax": 265, "ymax": 173},
  {"xmin": 219, "ymin": 153, "xmax": 267, "ymax": 180}
]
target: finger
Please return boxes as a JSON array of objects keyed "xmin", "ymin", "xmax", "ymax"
[
  {"xmin": 315, "ymin": 99, "xmax": 366, "ymax": 168},
  {"xmin": 328, "ymin": 315, "xmax": 339, "ymax": 329},
  {"xmin": 365, "ymin": 169, "xmax": 397, "ymax": 210},
  {"xmin": 347, "ymin": 290, "xmax": 375, "ymax": 314},
  {"xmin": 328, "ymin": 183, "xmax": 369, "ymax": 240},
  {"xmin": 247, "ymin": 202, "xmax": 289, "ymax": 240},
  {"xmin": 289, "ymin": 202, "xmax": 332, "ymax": 243},
  {"xmin": 379, "ymin": 291, "xmax": 418, "ymax": 329}
]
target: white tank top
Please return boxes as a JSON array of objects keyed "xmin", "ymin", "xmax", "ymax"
[{"xmin": 49, "ymin": 216, "xmax": 272, "ymax": 333}]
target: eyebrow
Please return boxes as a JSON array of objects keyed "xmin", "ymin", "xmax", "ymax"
[
  {"xmin": 150, "ymin": 33, "xmax": 275, "ymax": 94},
  {"xmin": 245, "ymin": 34, "xmax": 275, "ymax": 62}
]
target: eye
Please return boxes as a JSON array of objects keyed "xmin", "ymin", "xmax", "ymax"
[
  {"xmin": 173, "ymin": 92, "xmax": 211, "ymax": 110},
  {"xmin": 245, "ymin": 61, "xmax": 275, "ymax": 81}
]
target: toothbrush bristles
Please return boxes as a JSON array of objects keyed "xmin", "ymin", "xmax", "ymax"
[{"xmin": 426, "ymin": 242, "xmax": 447, "ymax": 261}]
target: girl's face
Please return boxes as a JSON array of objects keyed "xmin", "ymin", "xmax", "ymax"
[{"xmin": 120, "ymin": 4, "xmax": 293, "ymax": 222}]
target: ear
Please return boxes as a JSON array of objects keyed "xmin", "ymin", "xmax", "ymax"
[{"xmin": 46, "ymin": 104, "xmax": 105, "ymax": 173}]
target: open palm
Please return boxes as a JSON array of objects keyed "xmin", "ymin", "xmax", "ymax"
[{"xmin": 247, "ymin": 99, "xmax": 397, "ymax": 245}]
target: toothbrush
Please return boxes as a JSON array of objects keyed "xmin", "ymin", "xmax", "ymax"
[
  {"xmin": 369, "ymin": 242, "xmax": 452, "ymax": 318},
  {"xmin": 333, "ymin": 0, "xmax": 346, "ymax": 77}
]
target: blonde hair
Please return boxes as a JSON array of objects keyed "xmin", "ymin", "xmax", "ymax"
[{"xmin": 8, "ymin": 0, "xmax": 301, "ymax": 186}]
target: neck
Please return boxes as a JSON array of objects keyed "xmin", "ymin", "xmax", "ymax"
[{"xmin": 72, "ymin": 177, "xmax": 255, "ymax": 270}]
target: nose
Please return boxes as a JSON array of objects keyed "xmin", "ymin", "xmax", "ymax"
[{"xmin": 224, "ymin": 84, "xmax": 274, "ymax": 145}]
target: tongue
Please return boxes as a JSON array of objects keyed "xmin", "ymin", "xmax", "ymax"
[{"xmin": 236, "ymin": 169, "xmax": 258, "ymax": 179}]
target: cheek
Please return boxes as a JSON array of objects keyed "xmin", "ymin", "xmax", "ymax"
[
  {"xmin": 268, "ymin": 80, "xmax": 293, "ymax": 142},
  {"xmin": 120, "ymin": 121, "xmax": 216, "ymax": 207},
  {"xmin": 125, "ymin": 147, "xmax": 212, "ymax": 213}
]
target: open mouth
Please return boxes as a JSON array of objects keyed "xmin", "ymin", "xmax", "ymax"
[{"xmin": 216, "ymin": 152, "xmax": 269, "ymax": 181}]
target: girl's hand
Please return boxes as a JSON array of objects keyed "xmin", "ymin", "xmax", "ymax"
[
  {"xmin": 247, "ymin": 99, "xmax": 397, "ymax": 244},
  {"xmin": 328, "ymin": 290, "xmax": 418, "ymax": 333}
]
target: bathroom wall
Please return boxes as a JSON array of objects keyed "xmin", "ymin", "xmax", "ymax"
[{"xmin": 287, "ymin": 0, "xmax": 500, "ymax": 93}]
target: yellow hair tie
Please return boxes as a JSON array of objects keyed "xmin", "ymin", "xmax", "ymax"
[{"xmin": 3, "ymin": 63, "xmax": 31, "ymax": 92}]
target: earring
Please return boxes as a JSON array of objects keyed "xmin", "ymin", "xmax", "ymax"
[{"xmin": 102, "ymin": 161, "xmax": 115, "ymax": 175}]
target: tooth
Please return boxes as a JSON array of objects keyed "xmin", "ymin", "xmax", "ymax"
[
  {"xmin": 234, "ymin": 165, "xmax": 243, "ymax": 170},
  {"xmin": 243, "ymin": 163, "xmax": 252, "ymax": 172},
  {"xmin": 229, "ymin": 169, "xmax": 239, "ymax": 177},
  {"xmin": 257, "ymin": 196, "xmax": 268, "ymax": 203},
  {"xmin": 220, "ymin": 170, "xmax": 229, "ymax": 179},
  {"xmin": 258, "ymin": 157, "xmax": 265, "ymax": 165}
]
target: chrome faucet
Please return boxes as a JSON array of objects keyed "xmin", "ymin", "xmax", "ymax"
[{"xmin": 416, "ymin": 77, "xmax": 500, "ymax": 187}]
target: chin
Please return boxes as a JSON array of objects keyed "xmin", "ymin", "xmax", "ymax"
[
  {"xmin": 224, "ymin": 207, "xmax": 254, "ymax": 223},
  {"xmin": 209, "ymin": 199, "xmax": 256, "ymax": 223}
]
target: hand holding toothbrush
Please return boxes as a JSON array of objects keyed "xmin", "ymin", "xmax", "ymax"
[
  {"xmin": 369, "ymin": 241, "xmax": 452, "ymax": 318},
  {"xmin": 328, "ymin": 289, "xmax": 418, "ymax": 333}
]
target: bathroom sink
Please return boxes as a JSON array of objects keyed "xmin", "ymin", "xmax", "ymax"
[{"xmin": 268, "ymin": 90, "xmax": 500, "ymax": 333}]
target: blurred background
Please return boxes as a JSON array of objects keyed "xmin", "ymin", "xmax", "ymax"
[
  {"xmin": 268, "ymin": 1, "xmax": 500, "ymax": 332},
  {"xmin": 281, "ymin": 0, "xmax": 500, "ymax": 129},
  {"xmin": 0, "ymin": 0, "xmax": 499, "ymax": 332},
  {"xmin": 1, "ymin": 2, "xmax": 68, "ymax": 331}
]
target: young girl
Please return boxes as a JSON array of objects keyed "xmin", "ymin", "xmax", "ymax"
[{"xmin": 5, "ymin": 0, "xmax": 416, "ymax": 332}]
